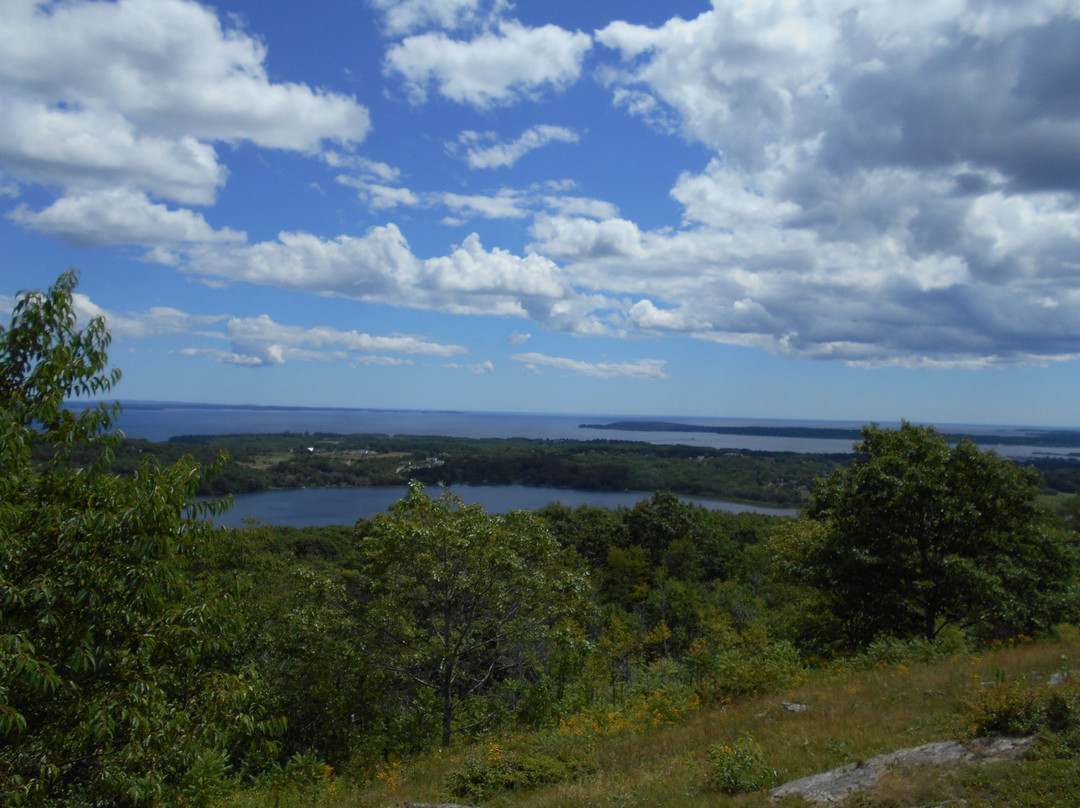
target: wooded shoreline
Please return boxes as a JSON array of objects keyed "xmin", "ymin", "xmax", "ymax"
[
  {"xmin": 53, "ymin": 430, "xmax": 1080, "ymax": 507},
  {"xmin": 582, "ymin": 420, "xmax": 1080, "ymax": 448}
]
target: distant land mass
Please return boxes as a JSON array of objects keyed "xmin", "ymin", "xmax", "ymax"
[{"xmin": 580, "ymin": 421, "xmax": 1080, "ymax": 448}]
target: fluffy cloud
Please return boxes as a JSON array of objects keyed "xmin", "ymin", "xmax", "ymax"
[
  {"xmin": 370, "ymin": 0, "xmax": 509, "ymax": 36},
  {"xmin": 181, "ymin": 347, "xmax": 271, "ymax": 366},
  {"xmin": 8, "ymin": 1, "xmax": 1080, "ymax": 375},
  {"xmin": 596, "ymin": 3, "xmax": 839, "ymax": 167},
  {"xmin": 538, "ymin": 181, "xmax": 1080, "ymax": 367},
  {"xmin": 438, "ymin": 190, "xmax": 530, "ymax": 220},
  {"xmin": 511, "ymin": 352, "xmax": 667, "ymax": 380},
  {"xmin": 180, "ymin": 225, "xmax": 608, "ymax": 331},
  {"xmin": 0, "ymin": 0, "xmax": 370, "ymax": 156},
  {"xmin": 442, "ymin": 360, "xmax": 495, "ymax": 374},
  {"xmin": 323, "ymin": 153, "xmax": 402, "ymax": 184},
  {"xmin": 185, "ymin": 225, "xmax": 422, "ymax": 298},
  {"xmin": 8, "ymin": 188, "xmax": 245, "ymax": 246},
  {"xmin": 627, "ymin": 300, "xmax": 707, "ymax": 333},
  {"xmin": 72, "ymin": 294, "xmax": 226, "ymax": 338},
  {"xmin": 0, "ymin": 97, "xmax": 225, "ymax": 205},
  {"xmin": 223, "ymin": 313, "xmax": 468, "ymax": 357},
  {"xmin": 385, "ymin": 21, "xmax": 592, "ymax": 107},
  {"xmin": 452, "ymin": 125, "xmax": 580, "ymax": 169},
  {"xmin": 337, "ymin": 176, "xmax": 423, "ymax": 210},
  {"xmin": 0, "ymin": 0, "xmax": 370, "ymax": 239},
  {"xmin": 529, "ymin": 214, "xmax": 649, "ymax": 263},
  {"xmin": 69, "ymin": 294, "xmax": 470, "ymax": 369},
  {"xmin": 540, "ymin": 195, "xmax": 620, "ymax": 221},
  {"xmin": 568, "ymin": 0, "xmax": 1080, "ymax": 366}
]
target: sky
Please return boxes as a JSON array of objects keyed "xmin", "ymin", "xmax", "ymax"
[{"xmin": 2, "ymin": 0, "xmax": 1079, "ymax": 427}]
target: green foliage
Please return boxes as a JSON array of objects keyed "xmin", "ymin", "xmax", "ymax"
[
  {"xmin": 950, "ymin": 757, "xmax": 1080, "ymax": 808},
  {"xmin": 444, "ymin": 742, "xmax": 593, "ymax": 801},
  {"xmin": 192, "ymin": 524, "xmax": 388, "ymax": 769},
  {"xmin": 958, "ymin": 684, "xmax": 1047, "ymax": 738},
  {"xmin": 957, "ymin": 680, "xmax": 1080, "ymax": 740},
  {"xmin": 254, "ymin": 752, "xmax": 338, "ymax": 806},
  {"xmin": 122, "ymin": 430, "xmax": 846, "ymax": 506},
  {"xmin": 0, "ymin": 273, "xmax": 278, "ymax": 806},
  {"xmin": 355, "ymin": 481, "xmax": 592, "ymax": 746},
  {"xmin": 809, "ymin": 422, "xmax": 1080, "ymax": 648},
  {"xmin": 686, "ymin": 618, "xmax": 805, "ymax": 701},
  {"xmin": 535, "ymin": 502, "xmax": 623, "ymax": 568},
  {"xmin": 703, "ymin": 734, "xmax": 778, "ymax": 794},
  {"xmin": 248, "ymin": 565, "xmax": 373, "ymax": 765}
]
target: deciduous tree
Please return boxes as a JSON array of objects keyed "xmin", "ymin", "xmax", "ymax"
[
  {"xmin": 809, "ymin": 422, "xmax": 1078, "ymax": 647},
  {"xmin": 1, "ymin": 272, "xmax": 277, "ymax": 807},
  {"xmin": 355, "ymin": 482, "xmax": 590, "ymax": 747}
]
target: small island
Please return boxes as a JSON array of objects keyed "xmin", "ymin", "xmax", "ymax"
[{"xmin": 581, "ymin": 420, "xmax": 1080, "ymax": 448}]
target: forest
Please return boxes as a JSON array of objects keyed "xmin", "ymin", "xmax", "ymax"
[{"xmin": 4, "ymin": 273, "xmax": 1080, "ymax": 808}]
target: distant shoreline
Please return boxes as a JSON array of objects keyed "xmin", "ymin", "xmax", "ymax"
[
  {"xmin": 62, "ymin": 401, "xmax": 1080, "ymax": 456},
  {"xmin": 581, "ymin": 421, "xmax": 1080, "ymax": 449}
]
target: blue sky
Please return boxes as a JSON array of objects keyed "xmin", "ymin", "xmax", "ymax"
[{"xmin": 2, "ymin": 0, "xmax": 1079, "ymax": 427}]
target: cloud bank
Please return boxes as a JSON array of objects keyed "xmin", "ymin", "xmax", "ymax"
[{"xmin": 3, "ymin": 0, "xmax": 1080, "ymax": 375}]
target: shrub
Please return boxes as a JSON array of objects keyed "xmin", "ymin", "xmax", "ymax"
[
  {"xmin": 444, "ymin": 743, "xmax": 593, "ymax": 801},
  {"xmin": 956, "ymin": 682, "xmax": 1066, "ymax": 739},
  {"xmin": 687, "ymin": 620, "xmax": 805, "ymax": 702},
  {"xmin": 861, "ymin": 635, "xmax": 939, "ymax": 666},
  {"xmin": 703, "ymin": 734, "xmax": 778, "ymax": 795},
  {"xmin": 256, "ymin": 752, "xmax": 337, "ymax": 806}
]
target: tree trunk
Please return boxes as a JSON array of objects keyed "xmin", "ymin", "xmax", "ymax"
[{"xmin": 441, "ymin": 664, "xmax": 453, "ymax": 747}]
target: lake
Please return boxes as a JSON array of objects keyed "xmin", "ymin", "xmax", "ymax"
[{"xmin": 207, "ymin": 484, "xmax": 798, "ymax": 528}]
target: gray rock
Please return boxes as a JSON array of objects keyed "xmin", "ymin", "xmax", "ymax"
[
  {"xmin": 770, "ymin": 737, "xmax": 1034, "ymax": 803},
  {"xmin": 1047, "ymin": 669, "xmax": 1080, "ymax": 686}
]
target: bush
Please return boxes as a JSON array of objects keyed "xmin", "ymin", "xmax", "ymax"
[
  {"xmin": 861, "ymin": 635, "xmax": 939, "ymax": 666},
  {"xmin": 956, "ymin": 681, "xmax": 1078, "ymax": 739},
  {"xmin": 444, "ymin": 743, "xmax": 593, "ymax": 801},
  {"xmin": 703, "ymin": 735, "xmax": 778, "ymax": 795},
  {"xmin": 687, "ymin": 619, "xmax": 805, "ymax": 702}
]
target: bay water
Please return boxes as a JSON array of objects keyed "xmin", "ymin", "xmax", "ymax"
[{"xmin": 93, "ymin": 401, "xmax": 1077, "ymax": 458}]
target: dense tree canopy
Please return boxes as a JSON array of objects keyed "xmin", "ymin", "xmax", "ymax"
[
  {"xmin": 0, "ymin": 273, "xmax": 276, "ymax": 807},
  {"xmin": 355, "ymin": 481, "xmax": 591, "ymax": 747},
  {"xmin": 808, "ymin": 422, "xmax": 1079, "ymax": 647}
]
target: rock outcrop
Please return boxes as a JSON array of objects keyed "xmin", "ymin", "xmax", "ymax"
[{"xmin": 770, "ymin": 736, "xmax": 1034, "ymax": 803}]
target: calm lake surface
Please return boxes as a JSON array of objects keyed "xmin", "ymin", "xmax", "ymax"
[{"xmin": 208, "ymin": 484, "xmax": 798, "ymax": 529}]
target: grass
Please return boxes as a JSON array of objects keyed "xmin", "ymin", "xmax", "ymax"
[{"xmin": 217, "ymin": 629, "xmax": 1080, "ymax": 808}]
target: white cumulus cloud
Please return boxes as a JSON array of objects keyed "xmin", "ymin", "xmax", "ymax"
[
  {"xmin": 72, "ymin": 294, "xmax": 226, "ymax": 338},
  {"xmin": 370, "ymin": 0, "xmax": 510, "ymax": 36},
  {"xmin": 9, "ymin": 188, "xmax": 245, "ymax": 247},
  {"xmin": 385, "ymin": 20, "xmax": 592, "ymax": 108},
  {"xmin": 0, "ymin": 0, "xmax": 370, "ymax": 241}
]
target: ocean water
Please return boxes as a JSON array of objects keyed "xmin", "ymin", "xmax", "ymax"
[{"xmin": 87, "ymin": 401, "xmax": 1079, "ymax": 459}]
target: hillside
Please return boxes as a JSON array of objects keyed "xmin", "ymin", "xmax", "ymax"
[{"xmin": 220, "ymin": 632, "xmax": 1080, "ymax": 808}]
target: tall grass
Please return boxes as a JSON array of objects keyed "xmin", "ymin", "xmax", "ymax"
[{"xmin": 218, "ymin": 628, "xmax": 1080, "ymax": 808}]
